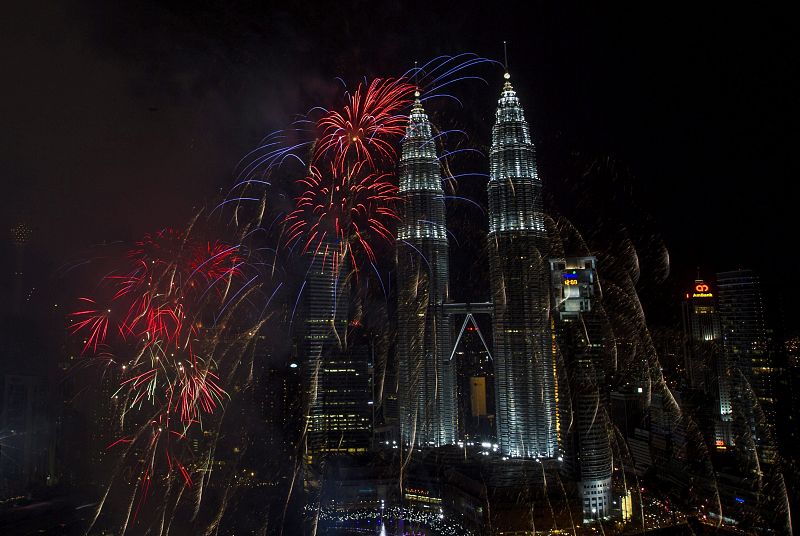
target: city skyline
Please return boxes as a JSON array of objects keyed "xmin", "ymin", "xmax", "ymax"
[{"xmin": 0, "ymin": 3, "xmax": 796, "ymax": 535}]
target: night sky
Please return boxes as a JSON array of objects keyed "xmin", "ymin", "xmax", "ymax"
[{"xmin": 1, "ymin": 1, "xmax": 797, "ymax": 327}]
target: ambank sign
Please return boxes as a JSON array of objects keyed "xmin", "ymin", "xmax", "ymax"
[{"xmin": 692, "ymin": 282, "xmax": 713, "ymax": 298}]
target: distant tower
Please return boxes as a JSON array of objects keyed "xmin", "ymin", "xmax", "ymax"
[
  {"xmin": 301, "ymin": 247, "xmax": 371, "ymax": 460},
  {"xmin": 396, "ymin": 93, "xmax": 457, "ymax": 447},
  {"xmin": 487, "ymin": 73, "xmax": 557, "ymax": 458},
  {"xmin": 681, "ymin": 278, "xmax": 731, "ymax": 448},
  {"xmin": 10, "ymin": 222, "xmax": 32, "ymax": 315},
  {"xmin": 716, "ymin": 269, "xmax": 777, "ymax": 463},
  {"xmin": 550, "ymin": 257, "xmax": 612, "ymax": 522}
]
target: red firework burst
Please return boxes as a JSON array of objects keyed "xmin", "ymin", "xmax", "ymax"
[
  {"xmin": 283, "ymin": 78, "xmax": 411, "ymax": 268},
  {"xmin": 284, "ymin": 160, "xmax": 399, "ymax": 264},
  {"xmin": 315, "ymin": 77, "xmax": 414, "ymax": 173},
  {"xmin": 68, "ymin": 229, "xmax": 245, "ymax": 498}
]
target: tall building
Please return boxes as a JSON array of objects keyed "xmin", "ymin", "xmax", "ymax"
[
  {"xmin": 550, "ymin": 257, "xmax": 612, "ymax": 522},
  {"xmin": 302, "ymin": 248, "xmax": 371, "ymax": 459},
  {"xmin": 681, "ymin": 279, "xmax": 732, "ymax": 448},
  {"xmin": 487, "ymin": 73, "xmax": 557, "ymax": 458},
  {"xmin": 396, "ymin": 93, "xmax": 457, "ymax": 447},
  {"xmin": 716, "ymin": 270, "xmax": 778, "ymax": 463}
]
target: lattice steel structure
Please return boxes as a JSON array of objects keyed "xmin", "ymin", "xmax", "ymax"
[
  {"xmin": 487, "ymin": 74, "xmax": 557, "ymax": 458},
  {"xmin": 396, "ymin": 95, "xmax": 457, "ymax": 447}
]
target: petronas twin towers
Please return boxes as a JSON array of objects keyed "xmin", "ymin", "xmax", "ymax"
[
  {"xmin": 397, "ymin": 75, "xmax": 558, "ymax": 458},
  {"xmin": 396, "ymin": 94, "xmax": 457, "ymax": 447}
]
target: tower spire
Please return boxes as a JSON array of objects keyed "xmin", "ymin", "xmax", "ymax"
[
  {"xmin": 413, "ymin": 60, "xmax": 422, "ymax": 109},
  {"xmin": 502, "ymin": 41, "xmax": 514, "ymax": 93}
]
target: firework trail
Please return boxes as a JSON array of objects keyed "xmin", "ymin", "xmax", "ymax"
[{"xmin": 68, "ymin": 222, "xmax": 277, "ymax": 534}]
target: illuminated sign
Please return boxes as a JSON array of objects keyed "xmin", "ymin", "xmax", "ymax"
[
  {"xmin": 563, "ymin": 272, "xmax": 578, "ymax": 285},
  {"xmin": 692, "ymin": 282, "xmax": 713, "ymax": 299},
  {"xmin": 564, "ymin": 279, "xmax": 578, "ymax": 286}
]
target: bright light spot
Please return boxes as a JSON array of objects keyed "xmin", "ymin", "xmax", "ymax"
[{"xmin": 289, "ymin": 363, "xmax": 298, "ymax": 369}]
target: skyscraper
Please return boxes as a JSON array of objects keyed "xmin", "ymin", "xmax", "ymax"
[
  {"xmin": 396, "ymin": 93, "xmax": 457, "ymax": 447},
  {"xmin": 681, "ymin": 278, "xmax": 732, "ymax": 448},
  {"xmin": 487, "ymin": 73, "xmax": 557, "ymax": 458},
  {"xmin": 717, "ymin": 269, "xmax": 778, "ymax": 463},
  {"xmin": 682, "ymin": 279, "xmax": 721, "ymax": 389},
  {"xmin": 550, "ymin": 257, "xmax": 612, "ymax": 522},
  {"xmin": 302, "ymin": 248, "xmax": 371, "ymax": 459}
]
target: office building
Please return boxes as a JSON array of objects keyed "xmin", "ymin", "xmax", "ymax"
[
  {"xmin": 717, "ymin": 269, "xmax": 778, "ymax": 463},
  {"xmin": 550, "ymin": 257, "xmax": 612, "ymax": 522},
  {"xmin": 302, "ymin": 249, "xmax": 371, "ymax": 459},
  {"xmin": 681, "ymin": 278, "xmax": 732, "ymax": 447},
  {"xmin": 487, "ymin": 73, "xmax": 557, "ymax": 458},
  {"xmin": 396, "ymin": 93, "xmax": 457, "ymax": 447}
]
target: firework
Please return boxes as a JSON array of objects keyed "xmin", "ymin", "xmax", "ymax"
[
  {"xmin": 69, "ymin": 227, "xmax": 253, "ymax": 528},
  {"xmin": 315, "ymin": 77, "xmax": 414, "ymax": 173},
  {"xmin": 283, "ymin": 160, "xmax": 399, "ymax": 267},
  {"xmin": 73, "ymin": 55, "xmax": 507, "ymax": 534}
]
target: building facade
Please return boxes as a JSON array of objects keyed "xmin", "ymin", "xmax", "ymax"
[
  {"xmin": 550, "ymin": 257, "xmax": 612, "ymax": 522},
  {"xmin": 487, "ymin": 74, "xmax": 557, "ymax": 458},
  {"xmin": 396, "ymin": 94, "xmax": 457, "ymax": 447},
  {"xmin": 302, "ymin": 249, "xmax": 371, "ymax": 459},
  {"xmin": 681, "ymin": 278, "xmax": 732, "ymax": 448},
  {"xmin": 716, "ymin": 269, "xmax": 777, "ymax": 463}
]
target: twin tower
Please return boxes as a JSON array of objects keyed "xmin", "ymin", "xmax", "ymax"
[{"xmin": 397, "ymin": 74, "xmax": 557, "ymax": 458}]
